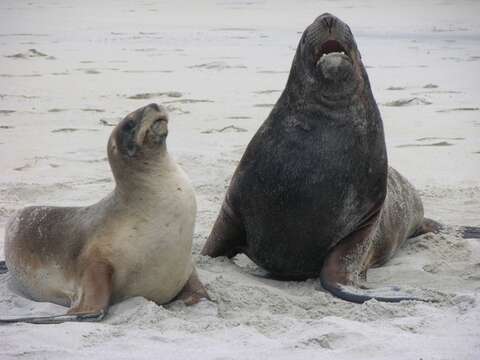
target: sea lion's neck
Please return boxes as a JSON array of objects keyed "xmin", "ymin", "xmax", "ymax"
[
  {"xmin": 281, "ymin": 52, "xmax": 369, "ymax": 111},
  {"xmin": 112, "ymin": 150, "xmax": 178, "ymax": 205}
]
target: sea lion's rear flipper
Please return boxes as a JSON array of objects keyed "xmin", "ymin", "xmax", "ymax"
[
  {"xmin": 459, "ymin": 226, "xmax": 480, "ymax": 239},
  {"xmin": 410, "ymin": 217, "xmax": 443, "ymax": 237},
  {"xmin": 0, "ymin": 261, "xmax": 113, "ymax": 324},
  {"xmin": 0, "ymin": 260, "xmax": 7, "ymax": 274},
  {"xmin": 175, "ymin": 267, "xmax": 211, "ymax": 305},
  {"xmin": 411, "ymin": 218, "xmax": 480, "ymax": 239},
  {"xmin": 320, "ymin": 215, "xmax": 430, "ymax": 304},
  {"xmin": 201, "ymin": 202, "xmax": 246, "ymax": 258}
]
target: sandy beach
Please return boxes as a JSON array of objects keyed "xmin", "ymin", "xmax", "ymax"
[{"xmin": 1, "ymin": 0, "xmax": 479, "ymax": 359}]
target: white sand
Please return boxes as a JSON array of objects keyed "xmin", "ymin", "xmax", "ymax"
[{"xmin": 1, "ymin": 0, "xmax": 479, "ymax": 359}]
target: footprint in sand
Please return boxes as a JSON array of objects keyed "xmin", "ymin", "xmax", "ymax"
[
  {"xmin": 14, "ymin": 163, "xmax": 33, "ymax": 171},
  {"xmin": 256, "ymin": 70, "xmax": 289, "ymax": 74},
  {"xmin": 0, "ymin": 94, "xmax": 38, "ymax": 99},
  {"xmin": 99, "ymin": 118, "xmax": 120, "ymax": 127},
  {"xmin": 437, "ymin": 107, "xmax": 479, "ymax": 113},
  {"xmin": 396, "ymin": 141, "xmax": 455, "ymax": 148},
  {"xmin": 81, "ymin": 108, "xmax": 105, "ymax": 113},
  {"xmin": 300, "ymin": 332, "xmax": 364, "ymax": 350},
  {"xmin": 386, "ymin": 86, "xmax": 406, "ymax": 91},
  {"xmin": 201, "ymin": 125, "xmax": 247, "ymax": 134},
  {"xmin": 254, "ymin": 90, "xmax": 281, "ymax": 95},
  {"xmin": 254, "ymin": 103, "xmax": 275, "ymax": 108},
  {"xmin": 133, "ymin": 48, "xmax": 157, "ymax": 52},
  {"xmin": 51, "ymin": 128, "xmax": 99, "ymax": 133},
  {"xmin": 188, "ymin": 61, "xmax": 247, "ymax": 70},
  {"xmin": 165, "ymin": 99, "xmax": 214, "ymax": 104},
  {"xmin": 384, "ymin": 97, "xmax": 432, "ymax": 107},
  {"xmin": 6, "ymin": 48, "xmax": 55, "ymax": 60},
  {"xmin": 165, "ymin": 105, "xmax": 190, "ymax": 115},
  {"xmin": 227, "ymin": 116, "xmax": 251, "ymax": 120},
  {"xmin": 127, "ymin": 91, "xmax": 182, "ymax": 100},
  {"xmin": 123, "ymin": 70, "xmax": 173, "ymax": 73},
  {"xmin": 416, "ymin": 137, "xmax": 464, "ymax": 141},
  {"xmin": 212, "ymin": 27, "xmax": 257, "ymax": 32},
  {"xmin": 84, "ymin": 69, "xmax": 101, "ymax": 75},
  {"xmin": 0, "ymin": 73, "xmax": 42, "ymax": 78}
]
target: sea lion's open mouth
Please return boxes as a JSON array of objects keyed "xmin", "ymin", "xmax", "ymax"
[
  {"xmin": 143, "ymin": 117, "xmax": 168, "ymax": 145},
  {"xmin": 316, "ymin": 40, "xmax": 349, "ymax": 65}
]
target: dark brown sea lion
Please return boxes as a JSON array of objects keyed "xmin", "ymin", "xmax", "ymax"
[
  {"xmin": 201, "ymin": 13, "xmax": 479, "ymax": 303},
  {"xmin": 1, "ymin": 103, "xmax": 208, "ymax": 324}
]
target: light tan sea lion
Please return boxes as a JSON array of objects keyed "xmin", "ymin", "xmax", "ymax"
[{"xmin": 1, "ymin": 103, "xmax": 208, "ymax": 324}]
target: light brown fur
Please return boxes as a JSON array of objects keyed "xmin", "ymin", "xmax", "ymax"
[{"xmin": 2, "ymin": 104, "xmax": 208, "ymax": 324}]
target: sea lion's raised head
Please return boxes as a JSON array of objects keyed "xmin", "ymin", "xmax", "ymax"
[
  {"xmin": 108, "ymin": 103, "xmax": 169, "ymax": 179},
  {"xmin": 289, "ymin": 13, "xmax": 367, "ymax": 102}
]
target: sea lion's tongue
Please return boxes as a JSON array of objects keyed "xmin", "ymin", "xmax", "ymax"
[{"xmin": 318, "ymin": 52, "xmax": 353, "ymax": 82}]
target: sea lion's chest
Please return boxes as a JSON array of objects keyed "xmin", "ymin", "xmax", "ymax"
[
  {"xmin": 234, "ymin": 108, "xmax": 386, "ymax": 276},
  {"xmin": 95, "ymin": 167, "xmax": 196, "ymax": 303},
  {"xmin": 241, "ymin": 111, "xmax": 376, "ymax": 206}
]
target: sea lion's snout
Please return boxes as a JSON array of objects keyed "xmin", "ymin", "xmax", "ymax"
[
  {"xmin": 140, "ymin": 103, "xmax": 169, "ymax": 146},
  {"xmin": 318, "ymin": 52, "xmax": 353, "ymax": 81},
  {"xmin": 113, "ymin": 103, "xmax": 169, "ymax": 159}
]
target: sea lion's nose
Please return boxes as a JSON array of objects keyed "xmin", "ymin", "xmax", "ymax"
[
  {"xmin": 146, "ymin": 103, "xmax": 161, "ymax": 112},
  {"xmin": 320, "ymin": 13, "xmax": 337, "ymax": 33}
]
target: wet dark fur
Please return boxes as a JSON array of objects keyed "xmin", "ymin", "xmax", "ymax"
[
  {"xmin": 205, "ymin": 14, "xmax": 386, "ymax": 276},
  {"xmin": 202, "ymin": 14, "xmax": 479, "ymax": 303}
]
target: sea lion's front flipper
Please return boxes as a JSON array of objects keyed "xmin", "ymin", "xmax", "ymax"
[
  {"xmin": 320, "ymin": 215, "xmax": 430, "ymax": 304},
  {"xmin": 201, "ymin": 202, "xmax": 246, "ymax": 258},
  {"xmin": 0, "ymin": 261, "xmax": 113, "ymax": 324},
  {"xmin": 175, "ymin": 267, "xmax": 211, "ymax": 306},
  {"xmin": 0, "ymin": 311, "xmax": 106, "ymax": 324}
]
